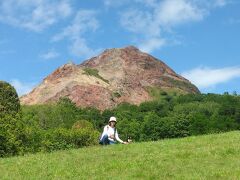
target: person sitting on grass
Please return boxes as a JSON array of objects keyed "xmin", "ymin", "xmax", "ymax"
[{"xmin": 99, "ymin": 116, "xmax": 128, "ymax": 145}]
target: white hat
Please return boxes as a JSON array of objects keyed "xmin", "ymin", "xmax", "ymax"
[{"xmin": 109, "ymin": 116, "xmax": 117, "ymax": 122}]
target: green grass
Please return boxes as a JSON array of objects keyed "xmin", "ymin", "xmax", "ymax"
[
  {"xmin": 1, "ymin": 131, "xmax": 240, "ymax": 179},
  {"xmin": 161, "ymin": 76, "xmax": 199, "ymax": 93},
  {"xmin": 83, "ymin": 68, "xmax": 109, "ymax": 84},
  {"xmin": 145, "ymin": 86, "xmax": 185, "ymax": 101},
  {"xmin": 112, "ymin": 91, "xmax": 122, "ymax": 98}
]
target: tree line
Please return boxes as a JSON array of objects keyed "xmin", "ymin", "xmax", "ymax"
[{"xmin": 1, "ymin": 80, "xmax": 240, "ymax": 157}]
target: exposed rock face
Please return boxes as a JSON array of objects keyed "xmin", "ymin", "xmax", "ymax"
[{"xmin": 21, "ymin": 46, "xmax": 200, "ymax": 110}]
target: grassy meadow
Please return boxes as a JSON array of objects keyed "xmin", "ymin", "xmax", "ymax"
[{"xmin": 1, "ymin": 131, "xmax": 240, "ymax": 179}]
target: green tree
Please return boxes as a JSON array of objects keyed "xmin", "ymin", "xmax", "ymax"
[
  {"xmin": 141, "ymin": 112, "xmax": 163, "ymax": 141},
  {"xmin": 0, "ymin": 81, "xmax": 24, "ymax": 157},
  {"xmin": 0, "ymin": 81, "xmax": 20, "ymax": 117},
  {"xmin": 72, "ymin": 120, "xmax": 94, "ymax": 130},
  {"xmin": 117, "ymin": 118, "xmax": 141, "ymax": 141}
]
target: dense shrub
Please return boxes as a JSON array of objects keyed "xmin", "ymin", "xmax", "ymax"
[
  {"xmin": 0, "ymin": 81, "xmax": 20, "ymax": 117},
  {"xmin": 40, "ymin": 128, "xmax": 99, "ymax": 152},
  {"xmin": 117, "ymin": 118, "xmax": 141, "ymax": 141},
  {"xmin": 0, "ymin": 81, "xmax": 25, "ymax": 157},
  {"xmin": 2, "ymin": 85, "xmax": 240, "ymax": 157},
  {"xmin": 21, "ymin": 98, "xmax": 100, "ymax": 130},
  {"xmin": 72, "ymin": 120, "xmax": 94, "ymax": 130},
  {"xmin": 141, "ymin": 112, "xmax": 162, "ymax": 141},
  {"xmin": 22, "ymin": 125, "xmax": 100, "ymax": 153},
  {"xmin": 0, "ymin": 114, "xmax": 25, "ymax": 157}
]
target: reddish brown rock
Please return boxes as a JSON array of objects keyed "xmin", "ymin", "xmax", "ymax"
[{"xmin": 20, "ymin": 46, "xmax": 200, "ymax": 110}]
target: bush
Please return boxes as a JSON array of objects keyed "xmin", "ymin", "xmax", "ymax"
[
  {"xmin": 0, "ymin": 114, "xmax": 25, "ymax": 157},
  {"xmin": 21, "ymin": 119, "xmax": 100, "ymax": 153},
  {"xmin": 6, "ymin": 89, "xmax": 240, "ymax": 157},
  {"xmin": 21, "ymin": 126, "xmax": 43, "ymax": 153},
  {"xmin": 40, "ymin": 127, "xmax": 100, "ymax": 152},
  {"xmin": 141, "ymin": 112, "xmax": 164, "ymax": 141},
  {"xmin": 0, "ymin": 81, "xmax": 25, "ymax": 157},
  {"xmin": 168, "ymin": 118, "xmax": 190, "ymax": 138},
  {"xmin": 117, "ymin": 118, "xmax": 141, "ymax": 141},
  {"xmin": 0, "ymin": 81, "xmax": 20, "ymax": 117},
  {"xmin": 72, "ymin": 120, "xmax": 94, "ymax": 130},
  {"xmin": 21, "ymin": 98, "xmax": 80, "ymax": 130}
]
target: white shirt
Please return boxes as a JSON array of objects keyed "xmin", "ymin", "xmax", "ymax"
[{"xmin": 100, "ymin": 125, "xmax": 124, "ymax": 143}]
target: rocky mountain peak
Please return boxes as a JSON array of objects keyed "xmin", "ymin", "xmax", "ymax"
[{"xmin": 21, "ymin": 46, "xmax": 200, "ymax": 110}]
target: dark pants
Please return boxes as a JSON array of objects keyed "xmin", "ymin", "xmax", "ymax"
[{"xmin": 99, "ymin": 134, "xmax": 116, "ymax": 145}]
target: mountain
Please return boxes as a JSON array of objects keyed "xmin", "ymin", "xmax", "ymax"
[{"xmin": 20, "ymin": 46, "xmax": 200, "ymax": 110}]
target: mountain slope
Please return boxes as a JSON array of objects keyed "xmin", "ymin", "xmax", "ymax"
[
  {"xmin": 1, "ymin": 131, "xmax": 240, "ymax": 179},
  {"xmin": 21, "ymin": 46, "xmax": 199, "ymax": 110}
]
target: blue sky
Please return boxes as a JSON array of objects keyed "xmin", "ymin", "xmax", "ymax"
[{"xmin": 0, "ymin": 0, "xmax": 240, "ymax": 96}]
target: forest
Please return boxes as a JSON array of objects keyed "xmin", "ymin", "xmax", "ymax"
[{"xmin": 1, "ymin": 81, "xmax": 240, "ymax": 157}]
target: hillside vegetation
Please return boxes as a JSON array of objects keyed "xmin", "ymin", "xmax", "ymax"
[
  {"xmin": 1, "ymin": 80, "xmax": 240, "ymax": 157},
  {"xmin": 1, "ymin": 131, "xmax": 240, "ymax": 179}
]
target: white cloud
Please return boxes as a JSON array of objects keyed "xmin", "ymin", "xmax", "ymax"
[
  {"xmin": 103, "ymin": 0, "xmax": 158, "ymax": 8},
  {"xmin": 135, "ymin": 0, "xmax": 158, "ymax": 7},
  {"xmin": 52, "ymin": 10, "xmax": 99, "ymax": 41},
  {"xmin": 181, "ymin": 66, "xmax": 240, "ymax": 90},
  {"xmin": 119, "ymin": 0, "xmax": 228, "ymax": 53},
  {"xmin": 120, "ymin": 9, "xmax": 159, "ymax": 35},
  {"xmin": 103, "ymin": 0, "xmax": 129, "ymax": 7},
  {"xmin": 155, "ymin": 0, "xmax": 205, "ymax": 27},
  {"xmin": 40, "ymin": 49, "xmax": 60, "ymax": 60},
  {"xmin": 69, "ymin": 37, "xmax": 102, "ymax": 58},
  {"xmin": 214, "ymin": 0, "xmax": 228, "ymax": 7},
  {"xmin": 52, "ymin": 10, "xmax": 101, "ymax": 58},
  {"xmin": 0, "ymin": 0, "xmax": 72, "ymax": 32},
  {"xmin": 139, "ymin": 38, "xmax": 166, "ymax": 53},
  {"xmin": 10, "ymin": 79, "xmax": 36, "ymax": 96}
]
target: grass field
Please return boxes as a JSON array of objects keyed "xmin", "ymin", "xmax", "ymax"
[{"xmin": 1, "ymin": 131, "xmax": 240, "ymax": 179}]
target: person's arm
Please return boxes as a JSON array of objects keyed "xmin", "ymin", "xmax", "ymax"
[
  {"xmin": 102, "ymin": 125, "xmax": 110, "ymax": 136},
  {"xmin": 115, "ymin": 130, "xmax": 126, "ymax": 144}
]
